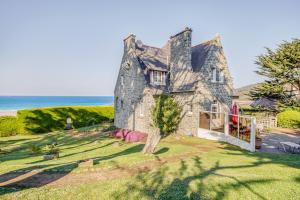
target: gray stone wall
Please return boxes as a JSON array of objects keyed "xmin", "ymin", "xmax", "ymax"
[
  {"xmin": 114, "ymin": 35, "xmax": 148, "ymax": 131},
  {"xmin": 169, "ymin": 28, "xmax": 194, "ymax": 91}
]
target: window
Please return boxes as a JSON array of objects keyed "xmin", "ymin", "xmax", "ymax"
[
  {"xmin": 139, "ymin": 100, "xmax": 144, "ymax": 117},
  {"xmin": 212, "ymin": 68, "xmax": 225, "ymax": 83},
  {"xmin": 212, "ymin": 68, "xmax": 217, "ymax": 82},
  {"xmin": 150, "ymin": 70, "xmax": 166, "ymax": 85},
  {"xmin": 211, "ymin": 100, "xmax": 222, "ymax": 119},
  {"xmin": 219, "ymin": 71, "xmax": 224, "ymax": 83}
]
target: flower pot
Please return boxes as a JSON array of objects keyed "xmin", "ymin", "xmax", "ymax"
[{"xmin": 255, "ymin": 137, "xmax": 262, "ymax": 149}]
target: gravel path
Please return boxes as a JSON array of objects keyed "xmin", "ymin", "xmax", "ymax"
[{"xmin": 259, "ymin": 132, "xmax": 300, "ymax": 153}]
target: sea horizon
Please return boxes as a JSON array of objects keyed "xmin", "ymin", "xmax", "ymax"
[{"xmin": 0, "ymin": 96, "xmax": 114, "ymax": 111}]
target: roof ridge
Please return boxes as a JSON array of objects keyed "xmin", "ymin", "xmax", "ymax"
[{"xmin": 192, "ymin": 34, "xmax": 221, "ymax": 48}]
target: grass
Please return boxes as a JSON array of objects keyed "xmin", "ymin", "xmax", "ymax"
[{"xmin": 0, "ymin": 124, "xmax": 299, "ymax": 199}]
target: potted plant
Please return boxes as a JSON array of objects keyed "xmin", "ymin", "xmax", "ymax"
[
  {"xmin": 255, "ymin": 128, "xmax": 262, "ymax": 149},
  {"xmin": 43, "ymin": 144, "xmax": 60, "ymax": 160}
]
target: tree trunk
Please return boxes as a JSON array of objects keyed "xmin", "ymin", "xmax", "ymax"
[{"xmin": 143, "ymin": 129, "xmax": 161, "ymax": 154}]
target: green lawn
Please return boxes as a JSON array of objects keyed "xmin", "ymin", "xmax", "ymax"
[{"xmin": 0, "ymin": 124, "xmax": 299, "ymax": 199}]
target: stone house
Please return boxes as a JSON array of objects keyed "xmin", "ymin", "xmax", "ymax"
[{"xmin": 114, "ymin": 27, "xmax": 234, "ymax": 136}]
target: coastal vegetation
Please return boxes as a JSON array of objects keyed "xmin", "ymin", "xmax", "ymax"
[
  {"xmin": 0, "ymin": 126, "xmax": 299, "ymax": 199},
  {"xmin": 0, "ymin": 106, "xmax": 114, "ymax": 137},
  {"xmin": 249, "ymin": 38, "xmax": 300, "ymax": 109}
]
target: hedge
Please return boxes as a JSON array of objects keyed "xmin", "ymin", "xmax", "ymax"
[
  {"xmin": 277, "ymin": 110, "xmax": 300, "ymax": 129},
  {"xmin": 0, "ymin": 106, "xmax": 114, "ymax": 136}
]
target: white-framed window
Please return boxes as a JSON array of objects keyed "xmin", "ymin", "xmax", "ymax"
[
  {"xmin": 212, "ymin": 68, "xmax": 217, "ymax": 82},
  {"xmin": 150, "ymin": 70, "xmax": 166, "ymax": 85},
  {"xmin": 211, "ymin": 100, "xmax": 222, "ymax": 119},
  {"xmin": 219, "ymin": 71, "xmax": 224, "ymax": 83},
  {"xmin": 212, "ymin": 68, "xmax": 225, "ymax": 83},
  {"xmin": 139, "ymin": 100, "xmax": 144, "ymax": 117}
]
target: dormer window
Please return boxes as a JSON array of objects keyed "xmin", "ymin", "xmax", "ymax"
[
  {"xmin": 212, "ymin": 68, "xmax": 224, "ymax": 83},
  {"xmin": 150, "ymin": 70, "xmax": 166, "ymax": 85}
]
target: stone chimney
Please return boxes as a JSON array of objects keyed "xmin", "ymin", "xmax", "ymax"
[
  {"xmin": 123, "ymin": 34, "xmax": 136, "ymax": 53},
  {"xmin": 169, "ymin": 27, "xmax": 193, "ymax": 91}
]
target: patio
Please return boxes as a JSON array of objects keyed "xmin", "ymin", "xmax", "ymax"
[{"xmin": 259, "ymin": 132, "xmax": 300, "ymax": 153}]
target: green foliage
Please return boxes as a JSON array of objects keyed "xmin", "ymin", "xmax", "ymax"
[
  {"xmin": 250, "ymin": 39, "xmax": 300, "ymax": 109},
  {"xmin": 151, "ymin": 95, "xmax": 182, "ymax": 136},
  {"xmin": 0, "ymin": 117, "xmax": 21, "ymax": 137},
  {"xmin": 46, "ymin": 144, "xmax": 60, "ymax": 155},
  {"xmin": 277, "ymin": 110, "xmax": 300, "ymax": 129},
  {"xmin": 0, "ymin": 106, "xmax": 114, "ymax": 136},
  {"xmin": 29, "ymin": 144, "xmax": 42, "ymax": 155}
]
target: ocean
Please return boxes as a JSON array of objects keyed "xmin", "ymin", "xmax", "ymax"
[{"xmin": 0, "ymin": 96, "xmax": 114, "ymax": 110}]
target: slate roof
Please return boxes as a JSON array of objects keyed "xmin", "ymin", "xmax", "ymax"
[
  {"xmin": 191, "ymin": 41, "xmax": 212, "ymax": 72},
  {"xmin": 136, "ymin": 42, "xmax": 169, "ymax": 72},
  {"xmin": 135, "ymin": 36, "xmax": 220, "ymax": 92}
]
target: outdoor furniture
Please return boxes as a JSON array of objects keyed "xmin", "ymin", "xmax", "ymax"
[{"xmin": 279, "ymin": 142, "xmax": 300, "ymax": 153}]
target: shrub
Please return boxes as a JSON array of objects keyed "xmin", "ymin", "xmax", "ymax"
[
  {"xmin": 46, "ymin": 144, "xmax": 60, "ymax": 155},
  {"xmin": 29, "ymin": 144, "xmax": 42, "ymax": 154},
  {"xmin": 277, "ymin": 110, "xmax": 300, "ymax": 129},
  {"xmin": 0, "ymin": 117, "xmax": 21, "ymax": 137}
]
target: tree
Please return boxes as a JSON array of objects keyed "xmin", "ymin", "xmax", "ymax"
[
  {"xmin": 250, "ymin": 39, "xmax": 300, "ymax": 109},
  {"xmin": 142, "ymin": 95, "xmax": 182, "ymax": 154}
]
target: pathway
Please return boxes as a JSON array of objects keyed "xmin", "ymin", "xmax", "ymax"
[{"xmin": 259, "ymin": 132, "xmax": 300, "ymax": 153}]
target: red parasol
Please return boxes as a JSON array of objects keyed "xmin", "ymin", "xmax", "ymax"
[{"xmin": 231, "ymin": 103, "xmax": 238, "ymax": 125}]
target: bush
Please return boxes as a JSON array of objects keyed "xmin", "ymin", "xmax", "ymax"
[
  {"xmin": 277, "ymin": 110, "xmax": 300, "ymax": 129},
  {"xmin": 0, "ymin": 117, "xmax": 21, "ymax": 137},
  {"xmin": 29, "ymin": 144, "xmax": 42, "ymax": 154}
]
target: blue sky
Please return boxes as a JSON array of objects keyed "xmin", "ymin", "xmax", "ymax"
[{"xmin": 0, "ymin": 0, "xmax": 299, "ymax": 96}]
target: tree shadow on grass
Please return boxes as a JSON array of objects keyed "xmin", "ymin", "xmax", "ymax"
[
  {"xmin": 219, "ymin": 142, "xmax": 300, "ymax": 169},
  {"xmin": 153, "ymin": 147, "xmax": 169, "ymax": 155},
  {"xmin": 114, "ymin": 156, "xmax": 276, "ymax": 200},
  {"xmin": 21, "ymin": 107, "xmax": 113, "ymax": 134},
  {"xmin": 0, "ymin": 162, "xmax": 78, "ymax": 196}
]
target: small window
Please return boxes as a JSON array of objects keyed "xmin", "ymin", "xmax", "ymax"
[
  {"xmin": 121, "ymin": 100, "xmax": 124, "ymax": 109},
  {"xmin": 139, "ymin": 100, "xmax": 144, "ymax": 117},
  {"xmin": 131, "ymin": 80, "xmax": 134, "ymax": 87},
  {"xmin": 211, "ymin": 101, "xmax": 222, "ymax": 119},
  {"xmin": 219, "ymin": 71, "xmax": 224, "ymax": 83},
  {"xmin": 212, "ymin": 68, "xmax": 217, "ymax": 82},
  {"xmin": 151, "ymin": 70, "xmax": 166, "ymax": 85},
  {"xmin": 212, "ymin": 68, "xmax": 225, "ymax": 83}
]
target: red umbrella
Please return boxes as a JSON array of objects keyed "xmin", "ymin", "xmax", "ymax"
[{"xmin": 231, "ymin": 103, "xmax": 238, "ymax": 125}]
